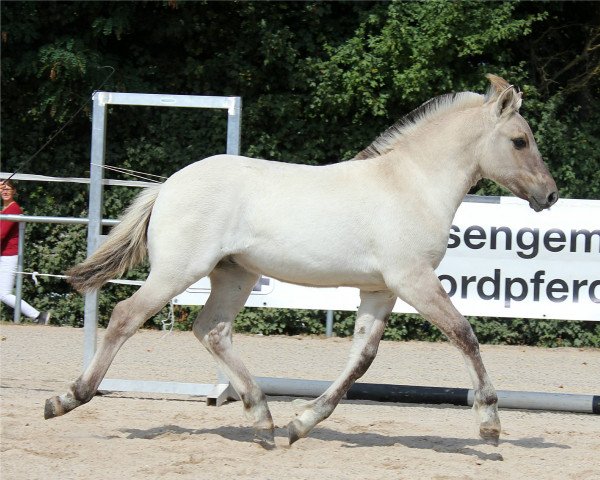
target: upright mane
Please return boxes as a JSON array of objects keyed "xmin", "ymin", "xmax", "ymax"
[{"xmin": 354, "ymin": 91, "xmax": 484, "ymax": 160}]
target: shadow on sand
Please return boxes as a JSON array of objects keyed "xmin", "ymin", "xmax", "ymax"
[{"xmin": 120, "ymin": 423, "xmax": 569, "ymax": 462}]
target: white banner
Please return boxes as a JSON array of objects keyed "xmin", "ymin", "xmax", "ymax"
[{"xmin": 173, "ymin": 197, "xmax": 600, "ymax": 321}]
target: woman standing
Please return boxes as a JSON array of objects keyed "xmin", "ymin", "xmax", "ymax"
[{"xmin": 1, "ymin": 179, "xmax": 50, "ymax": 324}]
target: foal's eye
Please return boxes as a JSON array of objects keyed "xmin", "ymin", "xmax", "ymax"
[{"xmin": 512, "ymin": 138, "xmax": 527, "ymax": 150}]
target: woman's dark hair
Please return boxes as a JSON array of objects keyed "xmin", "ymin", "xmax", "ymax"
[{"xmin": 1, "ymin": 179, "xmax": 16, "ymax": 190}]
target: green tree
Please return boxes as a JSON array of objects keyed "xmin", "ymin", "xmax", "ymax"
[{"xmin": 1, "ymin": 1, "xmax": 598, "ymax": 346}]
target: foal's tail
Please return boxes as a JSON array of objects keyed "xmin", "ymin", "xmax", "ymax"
[{"xmin": 67, "ymin": 184, "xmax": 162, "ymax": 293}]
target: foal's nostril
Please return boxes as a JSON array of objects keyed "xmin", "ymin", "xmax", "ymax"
[{"xmin": 547, "ymin": 192, "xmax": 558, "ymax": 205}]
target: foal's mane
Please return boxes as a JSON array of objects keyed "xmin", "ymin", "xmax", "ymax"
[{"xmin": 354, "ymin": 91, "xmax": 484, "ymax": 160}]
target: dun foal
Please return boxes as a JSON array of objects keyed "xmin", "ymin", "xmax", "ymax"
[{"xmin": 46, "ymin": 74, "xmax": 557, "ymax": 447}]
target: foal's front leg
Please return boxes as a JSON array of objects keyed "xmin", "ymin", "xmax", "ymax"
[
  {"xmin": 288, "ymin": 290, "xmax": 396, "ymax": 444},
  {"xmin": 389, "ymin": 269, "xmax": 501, "ymax": 444}
]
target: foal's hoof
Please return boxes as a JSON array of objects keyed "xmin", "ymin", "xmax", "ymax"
[
  {"xmin": 479, "ymin": 425, "xmax": 500, "ymax": 446},
  {"xmin": 287, "ymin": 419, "xmax": 308, "ymax": 445},
  {"xmin": 44, "ymin": 396, "xmax": 64, "ymax": 419},
  {"xmin": 254, "ymin": 427, "xmax": 276, "ymax": 450}
]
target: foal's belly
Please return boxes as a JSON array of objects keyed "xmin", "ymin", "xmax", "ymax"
[
  {"xmin": 225, "ymin": 215, "xmax": 444, "ymax": 291},
  {"xmin": 231, "ymin": 249, "xmax": 387, "ymax": 291}
]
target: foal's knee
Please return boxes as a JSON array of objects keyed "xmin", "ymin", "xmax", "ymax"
[
  {"xmin": 350, "ymin": 341, "xmax": 379, "ymax": 381},
  {"xmin": 362, "ymin": 342, "xmax": 378, "ymax": 366},
  {"xmin": 448, "ymin": 319, "xmax": 480, "ymax": 354}
]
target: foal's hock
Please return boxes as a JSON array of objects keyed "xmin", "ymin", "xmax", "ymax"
[{"xmin": 47, "ymin": 74, "xmax": 557, "ymax": 449}]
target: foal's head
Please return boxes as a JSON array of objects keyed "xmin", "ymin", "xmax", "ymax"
[{"xmin": 479, "ymin": 74, "xmax": 558, "ymax": 211}]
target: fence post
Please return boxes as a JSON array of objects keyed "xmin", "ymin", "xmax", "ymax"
[
  {"xmin": 83, "ymin": 92, "xmax": 108, "ymax": 370},
  {"xmin": 226, "ymin": 97, "xmax": 242, "ymax": 155},
  {"xmin": 13, "ymin": 222, "xmax": 26, "ymax": 323},
  {"xmin": 326, "ymin": 310, "xmax": 334, "ymax": 337}
]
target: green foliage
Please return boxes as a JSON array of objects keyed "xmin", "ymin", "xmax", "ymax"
[
  {"xmin": 229, "ymin": 309, "xmax": 599, "ymax": 348},
  {"xmin": 1, "ymin": 1, "xmax": 598, "ymax": 346},
  {"xmin": 469, "ymin": 317, "xmax": 600, "ymax": 348},
  {"xmin": 234, "ymin": 308, "xmax": 327, "ymax": 336},
  {"xmin": 533, "ymin": 96, "xmax": 600, "ymax": 199}
]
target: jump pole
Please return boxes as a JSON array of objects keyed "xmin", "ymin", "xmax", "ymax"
[{"xmin": 250, "ymin": 377, "xmax": 600, "ymax": 415}]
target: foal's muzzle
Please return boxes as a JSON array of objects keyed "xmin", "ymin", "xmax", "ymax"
[{"xmin": 528, "ymin": 190, "xmax": 559, "ymax": 212}]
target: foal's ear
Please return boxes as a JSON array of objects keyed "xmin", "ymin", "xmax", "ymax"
[
  {"xmin": 493, "ymin": 86, "xmax": 522, "ymax": 118},
  {"xmin": 485, "ymin": 74, "xmax": 511, "ymax": 97},
  {"xmin": 485, "ymin": 73, "xmax": 522, "ymax": 117}
]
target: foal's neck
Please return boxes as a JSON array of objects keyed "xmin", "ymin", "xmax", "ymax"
[{"xmin": 392, "ymin": 110, "xmax": 483, "ymax": 215}]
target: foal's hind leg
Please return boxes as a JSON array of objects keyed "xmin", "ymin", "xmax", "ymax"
[
  {"xmin": 192, "ymin": 264, "xmax": 275, "ymax": 447},
  {"xmin": 288, "ymin": 290, "xmax": 396, "ymax": 444},
  {"xmin": 388, "ymin": 269, "xmax": 501, "ymax": 445},
  {"xmin": 44, "ymin": 272, "xmax": 191, "ymax": 419}
]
